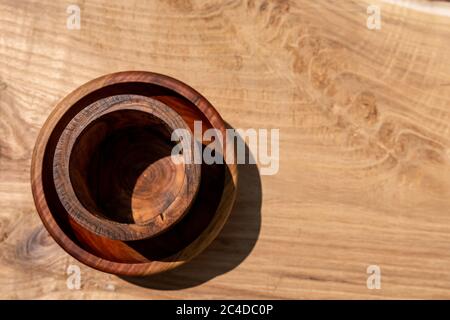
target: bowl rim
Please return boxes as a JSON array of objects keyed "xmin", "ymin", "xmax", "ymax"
[{"xmin": 30, "ymin": 71, "xmax": 238, "ymax": 276}]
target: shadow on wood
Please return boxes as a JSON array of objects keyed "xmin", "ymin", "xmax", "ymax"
[{"xmin": 120, "ymin": 134, "xmax": 262, "ymax": 289}]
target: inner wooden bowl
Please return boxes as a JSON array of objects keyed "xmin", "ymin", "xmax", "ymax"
[
  {"xmin": 31, "ymin": 71, "xmax": 238, "ymax": 276},
  {"xmin": 53, "ymin": 94, "xmax": 201, "ymax": 241}
]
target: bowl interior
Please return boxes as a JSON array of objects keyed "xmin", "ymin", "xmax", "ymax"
[{"xmin": 69, "ymin": 109, "xmax": 184, "ymax": 225}]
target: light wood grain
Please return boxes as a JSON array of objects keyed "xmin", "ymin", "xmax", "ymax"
[{"xmin": 1, "ymin": 0, "xmax": 450, "ymax": 299}]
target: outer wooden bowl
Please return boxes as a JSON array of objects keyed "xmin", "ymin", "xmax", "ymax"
[{"xmin": 31, "ymin": 71, "xmax": 238, "ymax": 276}]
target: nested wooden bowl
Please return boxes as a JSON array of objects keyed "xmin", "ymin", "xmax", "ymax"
[
  {"xmin": 54, "ymin": 94, "xmax": 201, "ymax": 241},
  {"xmin": 31, "ymin": 71, "xmax": 238, "ymax": 276}
]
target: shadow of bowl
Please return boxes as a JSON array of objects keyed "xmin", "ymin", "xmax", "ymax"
[{"xmin": 120, "ymin": 131, "xmax": 262, "ymax": 289}]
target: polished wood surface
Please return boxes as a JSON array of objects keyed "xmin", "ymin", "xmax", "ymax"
[{"xmin": 1, "ymin": 0, "xmax": 450, "ymax": 298}]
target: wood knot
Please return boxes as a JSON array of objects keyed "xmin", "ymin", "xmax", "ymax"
[
  {"xmin": 377, "ymin": 120, "xmax": 396, "ymax": 147},
  {"xmin": 15, "ymin": 225, "xmax": 57, "ymax": 266},
  {"xmin": 347, "ymin": 91, "xmax": 378, "ymax": 126}
]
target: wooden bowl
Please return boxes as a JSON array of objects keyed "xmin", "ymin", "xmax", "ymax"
[
  {"xmin": 31, "ymin": 71, "xmax": 238, "ymax": 276},
  {"xmin": 53, "ymin": 94, "xmax": 201, "ymax": 241}
]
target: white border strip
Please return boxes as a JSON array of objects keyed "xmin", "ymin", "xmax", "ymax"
[{"xmin": 382, "ymin": 0, "xmax": 450, "ymax": 17}]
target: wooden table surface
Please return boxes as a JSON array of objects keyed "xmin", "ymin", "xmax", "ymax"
[{"xmin": 1, "ymin": 0, "xmax": 450, "ymax": 299}]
